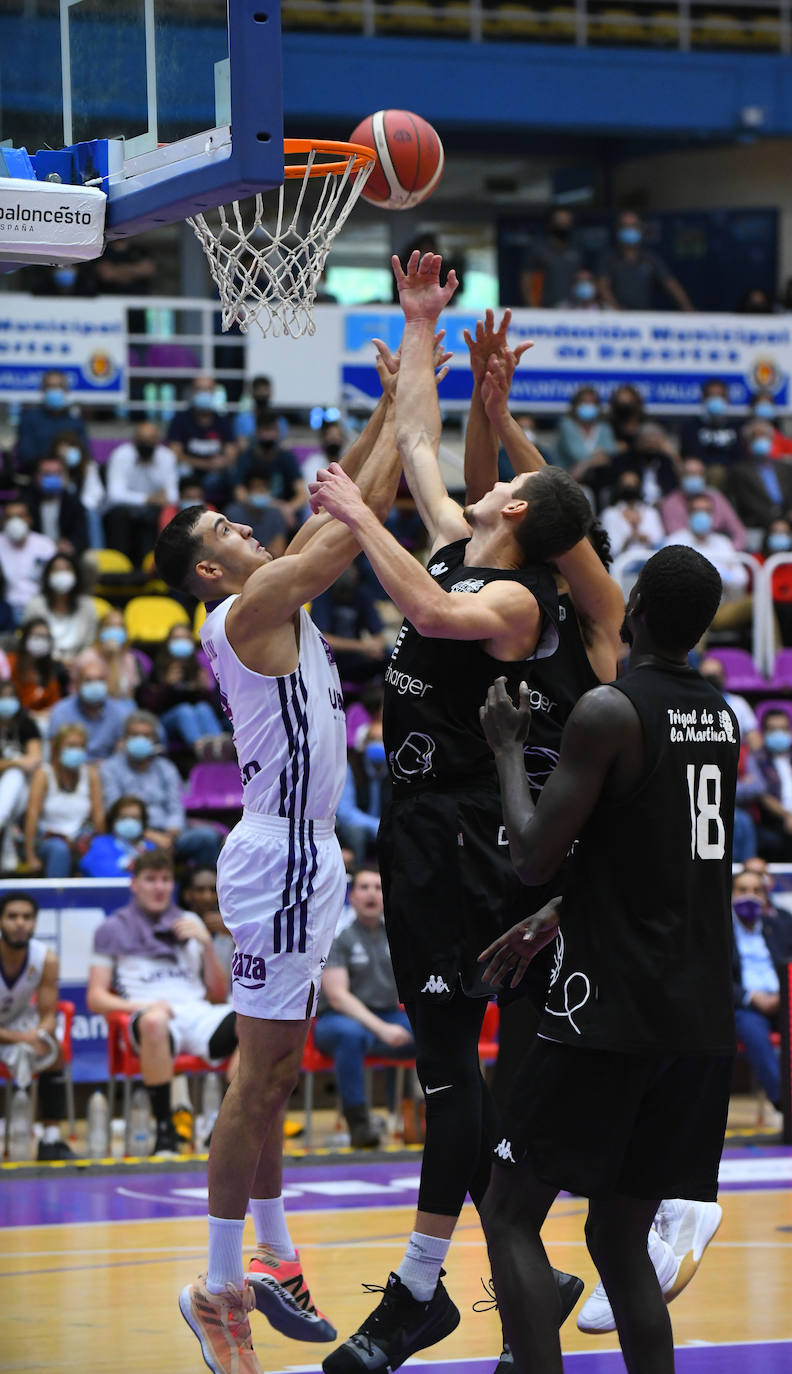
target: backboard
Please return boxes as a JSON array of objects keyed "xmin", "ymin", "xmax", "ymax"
[{"xmin": 0, "ymin": 0, "xmax": 284, "ymax": 238}]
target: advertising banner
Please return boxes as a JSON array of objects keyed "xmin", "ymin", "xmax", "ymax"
[{"xmin": 0, "ymin": 295, "xmax": 126, "ymax": 400}]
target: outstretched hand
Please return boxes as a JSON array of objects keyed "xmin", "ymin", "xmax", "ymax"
[
  {"xmin": 308, "ymin": 462, "xmax": 366, "ymax": 525},
  {"xmin": 480, "ymin": 676, "xmax": 533, "ymax": 754},
  {"xmin": 463, "ymin": 308, "xmax": 534, "ymax": 386},
  {"xmin": 478, "ymin": 897, "xmax": 562, "ymax": 988},
  {"xmin": 372, "ymin": 329, "xmax": 452, "ymax": 398},
  {"xmin": 392, "ymin": 250, "xmax": 459, "ymax": 323}
]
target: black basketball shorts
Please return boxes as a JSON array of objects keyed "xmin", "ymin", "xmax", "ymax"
[{"xmin": 493, "ymin": 1036, "xmax": 733, "ymax": 1202}]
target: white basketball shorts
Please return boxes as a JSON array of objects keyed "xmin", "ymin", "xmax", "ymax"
[
  {"xmin": 217, "ymin": 809, "xmax": 346, "ymax": 1020},
  {"xmin": 129, "ymin": 1000, "xmax": 234, "ymax": 1062}
]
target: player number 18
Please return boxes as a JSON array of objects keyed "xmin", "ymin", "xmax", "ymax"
[{"xmin": 686, "ymin": 763, "xmax": 726, "ymax": 860}]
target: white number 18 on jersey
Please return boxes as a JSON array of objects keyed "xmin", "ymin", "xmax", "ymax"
[{"xmin": 686, "ymin": 763, "xmax": 726, "ymax": 860}]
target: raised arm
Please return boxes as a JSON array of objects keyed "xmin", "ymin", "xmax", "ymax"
[
  {"xmin": 482, "ymin": 355, "xmax": 623, "ymax": 681},
  {"xmin": 463, "ymin": 309, "xmax": 533, "ymax": 503},
  {"xmin": 393, "ymin": 251, "xmax": 470, "ymax": 555}
]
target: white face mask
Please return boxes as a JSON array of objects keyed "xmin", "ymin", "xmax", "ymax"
[
  {"xmin": 4, "ymin": 516, "xmax": 28, "ymax": 544},
  {"xmin": 49, "ymin": 570, "xmax": 76, "ymax": 594}
]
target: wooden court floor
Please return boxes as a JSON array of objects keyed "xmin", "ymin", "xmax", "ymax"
[{"xmin": 1, "ymin": 1161, "xmax": 790, "ymax": 1374}]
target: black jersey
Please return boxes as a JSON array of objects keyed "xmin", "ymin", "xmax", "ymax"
[
  {"xmin": 523, "ymin": 592, "xmax": 600, "ymax": 798},
  {"xmin": 539, "ymin": 661, "xmax": 739, "ymax": 1054},
  {"xmin": 382, "ymin": 539, "xmax": 559, "ymax": 793}
]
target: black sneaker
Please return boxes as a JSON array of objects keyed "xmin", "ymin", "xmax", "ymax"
[
  {"xmin": 473, "ymin": 1266, "xmax": 585, "ymax": 1357},
  {"xmin": 322, "ymin": 1271, "xmax": 459, "ymax": 1373},
  {"xmin": 36, "ymin": 1138, "xmax": 77, "ymax": 1161},
  {"xmin": 151, "ymin": 1122, "xmax": 180, "ymax": 1158}
]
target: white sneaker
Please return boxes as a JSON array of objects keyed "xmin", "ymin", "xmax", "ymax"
[
  {"xmin": 577, "ymin": 1228, "xmax": 679, "ymax": 1334},
  {"xmin": 653, "ymin": 1198, "xmax": 722, "ymax": 1300}
]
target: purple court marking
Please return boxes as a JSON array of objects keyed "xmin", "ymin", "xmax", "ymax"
[
  {"xmin": 1, "ymin": 1149, "xmax": 791, "ymax": 1230},
  {"xmin": 301, "ymin": 1351, "xmax": 791, "ymax": 1373}
]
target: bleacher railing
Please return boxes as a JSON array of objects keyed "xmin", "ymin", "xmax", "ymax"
[{"xmin": 279, "ymin": 0, "xmax": 792, "ymax": 54}]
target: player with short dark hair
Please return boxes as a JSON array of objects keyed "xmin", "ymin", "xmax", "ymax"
[{"xmin": 476, "ymin": 544, "xmax": 737, "ymax": 1374}]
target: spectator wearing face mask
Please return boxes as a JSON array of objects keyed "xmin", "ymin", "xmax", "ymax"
[
  {"xmin": 0, "ymin": 502, "xmax": 56, "ymax": 624},
  {"xmin": 15, "ymin": 370, "xmax": 89, "ymax": 473},
  {"xmin": 726, "ymin": 420, "xmax": 792, "ymax": 529},
  {"xmin": 599, "ymin": 471, "xmax": 665, "ymax": 557},
  {"xmin": 104, "ymin": 421, "xmax": 178, "ymax": 566},
  {"xmin": 26, "ymin": 453, "xmax": 88, "ymax": 555},
  {"xmin": 79, "ymin": 794, "xmax": 154, "ymax": 878},
  {"xmin": 158, "ymin": 476, "xmax": 213, "ymax": 534},
  {"xmin": 94, "ymin": 609, "xmax": 142, "ymax": 700},
  {"xmin": 24, "ymin": 554, "xmax": 98, "ymax": 663},
  {"xmin": 166, "ymin": 376, "xmax": 237, "ymax": 503},
  {"xmin": 680, "ymin": 380, "xmax": 742, "ymax": 474},
  {"xmin": 661, "ymin": 494, "xmax": 752, "ymax": 639},
  {"xmin": 608, "ymin": 421, "xmax": 680, "ymax": 507},
  {"xmin": 597, "ymin": 211, "xmax": 694, "ymax": 312},
  {"xmin": 0, "ymin": 679, "xmax": 43, "ymax": 872},
  {"xmin": 553, "ymin": 387, "xmax": 615, "ymax": 480},
  {"xmin": 739, "ymin": 710, "xmax": 792, "ymax": 861},
  {"xmin": 697, "ymin": 655, "xmax": 761, "ymax": 751},
  {"xmin": 48, "ymin": 431, "xmax": 105, "ymax": 549},
  {"xmin": 24, "ymin": 722, "xmax": 103, "ymax": 876},
  {"xmin": 557, "ymin": 268, "xmax": 605, "ymax": 311},
  {"xmin": 233, "ymin": 374, "xmax": 285, "ymax": 443},
  {"xmin": 519, "ymin": 208, "xmax": 583, "ymax": 308},
  {"xmin": 660, "ymin": 458, "xmax": 746, "ymax": 548},
  {"xmin": 300, "ymin": 417, "xmax": 346, "ymax": 488},
  {"xmin": 7, "ymin": 619, "xmax": 67, "ymax": 721},
  {"xmin": 137, "ymin": 627, "xmax": 227, "ymax": 754},
  {"xmin": 607, "ymin": 384, "xmax": 646, "ymax": 451},
  {"xmin": 233, "ymin": 410, "xmax": 306, "ymax": 530},
  {"xmin": 100, "ymin": 711, "xmax": 222, "ymax": 869},
  {"xmin": 758, "ymin": 520, "xmax": 792, "ymax": 646},
  {"xmin": 224, "ymin": 464, "xmax": 287, "ymax": 557},
  {"xmin": 749, "ymin": 392, "xmax": 792, "ymax": 459},
  {"xmin": 731, "ymin": 865, "xmax": 792, "ymax": 1123},
  {"xmin": 48, "ymin": 650, "xmax": 135, "ymax": 761}
]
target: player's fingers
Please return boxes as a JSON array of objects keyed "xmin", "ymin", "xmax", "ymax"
[
  {"xmin": 518, "ymin": 681, "xmax": 532, "ymax": 708},
  {"xmin": 435, "ymin": 365, "xmax": 450, "ymax": 384},
  {"xmin": 491, "ymin": 675, "xmax": 509, "ymax": 702},
  {"xmin": 446, "ymin": 268, "xmax": 459, "ymax": 290},
  {"xmin": 514, "ymin": 341, "xmax": 534, "ymax": 360}
]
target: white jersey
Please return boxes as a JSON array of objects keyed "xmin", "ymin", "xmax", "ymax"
[
  {"xmin": 201, "ymin": 598, "xmax": 347, "ymax": 821},
  {"xmin": 91, "ymin": 940, "xmax": 208, "ymax": 1008},
  {"xmin": 0, "ymin": 937, "xmax": 48, "ymax": 1027}
]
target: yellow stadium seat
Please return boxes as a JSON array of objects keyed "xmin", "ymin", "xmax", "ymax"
[
  {"xmin": 543, "ymin": 6, "xmax": 577, "ymax": 38},
  {"xmin": 590, "ymin": 7, "xmax": 648, "ymax": 42},
  {"xmin": 92, "ymin": 596, "xmax": 114, "ymax": 621},
  {"xmin": 92, "ymin": 548, "xmax": 135, "ymax": 576},
  {"xmin": 692, "ymin": 11, "xmax": 745, "ymax": 46},
  {"xmin": 124, "ymin": 595, "xmax": 190, "ymax": 645},
  {"xmin": 647, "ymin": 9, "xmax": 680, "ymax": 43},
  {"xmin": 482, "ymin": 4, "xmax": 546, "ymax": 38}
]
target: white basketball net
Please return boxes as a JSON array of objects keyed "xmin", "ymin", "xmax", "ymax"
[{"xmin": 188, "ymin": 145, "xmax": 376, "ymax": 339}]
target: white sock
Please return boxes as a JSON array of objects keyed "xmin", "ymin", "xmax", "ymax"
[
  {"xmin": 395, "ymin": 1231, "xmax": 451, "ymax": 1301},
  {"xmin": 249, "ymin": 1196, "xmax": 297, "ymax": 1260},
  {"xmin": 206, "ymin": 1215, "xmax": 245, "ymax": 1294}
]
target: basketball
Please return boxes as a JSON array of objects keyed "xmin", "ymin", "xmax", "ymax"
[{"xmin": 348, "ymin": 110, "xmax": 444, "ymax": 210}]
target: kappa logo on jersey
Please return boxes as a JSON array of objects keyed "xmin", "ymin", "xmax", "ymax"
[
  {"xmin": 428, "ymin": 560, "xmax": 449, "ymax": 577},
  {"xmin": 494, "ymin": 1138, "xmax": 516, "ymax": 1163},
  {"xmin": 451, "ymin": 578, "xmax": 485, "ymax": 595},
  {"xmin": 390, "ymin": 731, "xmax": 436, "ymax": 779},
  {"xmin": 421, "ymin": 973, "xmax": 451, "ymax": 994},
  {"xmin": 719, "ymin": 709, "xmax": 736, "ymax": 743}
]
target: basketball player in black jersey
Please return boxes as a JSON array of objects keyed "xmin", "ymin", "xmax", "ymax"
[
  {"xmin": 478, "ymin": 545, "xmax": 738, "ymax": 1374},
  {"xmin": 311, "ymin": 253, "xmax": 591, "ymax": 1374}
]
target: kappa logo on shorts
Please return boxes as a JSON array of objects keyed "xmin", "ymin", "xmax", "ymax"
[
  {"xmin": 494, "ymin": 1138, "xmax": 516, "ymax": 1163},
  {"xmin": 232, "ymin": 950, "xmax": 267, "ymax": 990},
  {"xmin": 421, "ymin": 973, "xmax": 451, "ymax": 994}
]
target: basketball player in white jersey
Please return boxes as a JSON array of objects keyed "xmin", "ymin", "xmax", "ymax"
[
  {"xmin": 154, "ymin": 345, "xmax": 448, "ymax": 1374},
  {"xmin": 0, "ymin": 891, "xmax": 75, "ymax": 1160}
]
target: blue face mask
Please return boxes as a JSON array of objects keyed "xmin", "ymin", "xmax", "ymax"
[
  {"xmin": 100, "ymin": 625, "xmax": 127, "ymax": 646},
  {"xmin": 126, "ymin": 735, "xmax": 155, "ymax": 760},
  {"xmin": 62, "ymin": 446, "xmax": 82, "ymax": 468},
  {"xmin": 114, "ymin": 816, "xmax": 143, "ymax": 842},
  {"xmin": 689, "ymin": 511, "xmax": 713, "ymax": 536},
  {"xmin": 79, "ymin": 680, "xmax": 107, "ymax": 705},
  {"xmin": 54, "ymin": 267, "xmax": 77, "ymax": 289},
  {"xmin": 43, "ymin": 388, "xmax": 66, "ymax": 410},
  {"xmin": 365, "ymin": 739, "xmax": 387, "ymax": 765},
  {"xmin": 248, "ymin": 492, "xmax": 271, "ymax": 508},
  {"xmin": 573, "ymin": 280, "xmax": 596, "ymax": 302},
  {"xmin": 60, "ymin": 746, "xmax": 86, "ymax": 769},
  {"xmin": 39, "ymin": 474, "xmax": 64, "ymax": 495},
  {"xmin": 618, "ymin": 226, "xmax": 641, "ymax": 246},
  {"xmin": 754, "ymin": 402, "xmax": 776, "ymax": 420},
  {"xmin": 168, "ymin": 639, "xmax": 193, "ymax": 658},
  {"xmin": 575, "ymin": 402, "xmax": 599, "ymax": 422},
  {"xmin": 751, "ymin": 436, "xmax": 773, "ymax": 458},
  {"xmin": 0, "ymin": 696, "xmax": 19, "ymax": 718},
  {"xmin": 768, "ymin": 532, "xmax": 792, "ymax": 552},
  {"xmin": 765, "ymin": 729, "xmax": 792, "ymax": 753},
  {"xmin": 681, "ymin": 474, "xmax": 706, "ymax": 495},
  {"xmin": 704, "ymin": 395, "xmax": 727, "ymax": 417}
]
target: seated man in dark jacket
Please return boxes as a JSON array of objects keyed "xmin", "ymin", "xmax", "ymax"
[{"xmin": 732, "ymin": 866, "xmax": 792, "ymax": 1116}]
